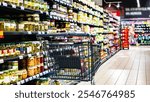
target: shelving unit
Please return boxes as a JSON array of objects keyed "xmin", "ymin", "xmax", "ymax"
[
  {"xmin": 0, "ymin": 0, "xmax": 121, "ymax": 85},
  {"xmin": 121, "ymin": 19, "xmax": 150, "ymax": 46},
  {"xmin": 121, "ymin": 28, "xmax": 129, "ymax": 49},
  {"xmin": 97, "ymin": 10, "xmax": 121, "ymax": 61}
]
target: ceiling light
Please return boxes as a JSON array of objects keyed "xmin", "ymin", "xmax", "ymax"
[
  {"xmin": 117, "ymin": 3, "xmax": 120, "ymax": 8},
  {"xmin": 109, "ymin": 3, "xmax": 111, "ymax": 7},
  {"xmin": 136, "ymin": 0, "xmax": 140, "ymax": 7}
]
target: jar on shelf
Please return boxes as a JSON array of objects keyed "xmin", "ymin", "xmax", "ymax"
[
  {"xmin": 27, "ymin": 57, "xmax": 35, "ymax": 67},
  {"xmin": 18, "ymin": 0, "xmax": 23, "ymax": 6},
  {"xmin": 22, "ymin": 69, "xmax": 27, "ymax": 79},
  {"xmin": 3, "ymin": 70, "xmax": 11, "ymax": 85},
  {"xmin": 37, "ymin": 65, "xmax": 41, "ymax": 74},
  {"xmin": 34, "ymin": 0, "xmax": 39, "ymax": 11},
  {"xmin": 0, "ymin": 18, "xmax": 4, "ymax": 31},
  {"xmin": 34, "ymin": 66, "xmax": 38, "ymax": 75},
  {"xmin": 0, "ymin": 72, "xmax": 4, "ymax": 85},
  {"xmin": 4, "ymin": 19, "xmax": 11, "ymax": 31},
  {"xmin": 27, "ymin": 66, "xmax": 35, "ymax": 77}
]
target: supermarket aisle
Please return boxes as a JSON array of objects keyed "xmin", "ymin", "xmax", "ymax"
[{"xmin": 94, "ymin": 46, "xmax": 150, "ymax": 85}]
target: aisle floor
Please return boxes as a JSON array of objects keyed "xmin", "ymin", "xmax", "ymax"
[{"xmin": 79, "ymin": 46, "xmax": 150, "ymax": 85}]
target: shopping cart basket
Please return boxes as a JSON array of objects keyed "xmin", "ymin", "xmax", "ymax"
[{"xmin": 47, "ymin": 41, "xmax": 93, "ymax": 82}]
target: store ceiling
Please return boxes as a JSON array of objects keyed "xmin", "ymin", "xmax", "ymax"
[{"xmin": 104, "ymin": 0, "xmax": 150, "ymax": 7}]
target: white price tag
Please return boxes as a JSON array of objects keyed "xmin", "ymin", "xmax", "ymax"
[
  {"xmin": 42, "ymin": 31, "xmax": 45, "ymax": 34},
  {"xmin": 29, "ymin": 77, "xmax": 33, "ymax": 80},
  {"xmin": 19, "ymin": 55, "xmax": 23, "ymax": 59},
  {"xmin": 38, "ymin": 31, "xmax": 41, "ymax": 34},
  {"xmin": 33, "ymin": 76, "xmax": 36, "ymax": 79},
  {"xmin": 43, "ymin": 51, "xmax": 45, "ymax": 54},
  {"xmin": 27, "ymin": 31, "xmax": 32, "ymax": 34},
  {"xmin": 46, "ymin": 12, "xmax": 49, "ymax": 15},
  {"xmin": 40, "ymin": 11, "xmax": 43, "ymax": 14},
  {"xmin": 36, "ymin": 74, "xmax": 40, "ymax": 77},
  {"xmin": 20, "ymin": 6, "xmax": 24, "ymax": 10},
  {"xmin": 28, "ymin": 54, "xmax": 32, "ymax": 57},
  {"xmin": 0, "ymin": 2, "xmax": 1, "ymax": 5},
  {"xmin": 44, "ymin": 66, "xmax": 48, "ymax": 69},
  {"xmin": 44, "ymin": 71, "xmax": 46, "ymax": 74},
  {"xmin": 17, "ymin": 82, "xmax": 21, "ymax": 85},
  {"xmin": 20, "ymin": 80, "xmax": 25, "ymax": 84},
  {"xmin": 0, "ymin": 59, "xmax": 4, "ymax": 64},
  {"xmin": 40, "ymin": 73, "xmax": 43, "ymax": 76},
  {"xmin": 46, "ymin": 70, "xmax": 49, "ymax": 73},
  {"xmin": 36, "ymin": 52, "xmax": 40, "ymax": 56},
  {"xmin": 2, "ymin": 2, "xmax": 7, "ymax": 7},
  {"xmin": 11, "ymin": 4, "xmax": 16, "ymax": 8},
  {"xmin": 25, "ymin": 78, "xmax": 29, "ymax": 82}
]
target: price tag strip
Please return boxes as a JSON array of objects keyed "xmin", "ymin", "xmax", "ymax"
[
  {"xmin": 20, "ymin": 6, "xmax": 24, "ymax": 10},
  {"xmin": 20, "ymin": 80, "xmax": 25, "ymax": 84},
  {"xmin": 2, "ymin": 2, "xmax": 8, "ymax": 7},
  {"xmin": 28, "ymin": 54, "xmax": 32, "ymax": 57},
  {"xmin": 27, "ymin": 31, "xmax": 32, "ymax": 35},
  {"xmin": 19, "ymin": 55, "xmax": 23, "ymax": 60},
  {"xmin": 25, "ymin": 78, "xmax": 29, "ymax": 82},
  {"xmin": 0, "ymin": 59, "xmax": 4, "ymax": 64},
  {"xmin": 11, "ymin": 4, "xmax": 16, "ymax": 8}
]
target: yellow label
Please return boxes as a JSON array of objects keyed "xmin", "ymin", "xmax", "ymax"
[{"xmin": 0, "ymin": 30, "xmax": 4, "ymax": 38}]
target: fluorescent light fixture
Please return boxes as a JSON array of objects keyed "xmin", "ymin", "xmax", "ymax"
[
  {"xmin": 136, "ymin": 0, "xmax": 140, "ymax": 7},
  {"xmin": 109, "ymin": 3, "xmax": 111, "ymax": 7},
  {"xmin": 117, "ymin": 3, "xmax": 120, "ymax": 8}
]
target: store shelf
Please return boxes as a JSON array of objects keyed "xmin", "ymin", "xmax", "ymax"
[
  {"xmin": 37, "ymin": 32, "xmax": 93, "ymax": 37},
  {"xmin": 0, "ymin": 2, "xmax": 49, "ymax": 15},
  {"xmin": 77, "ymin": 22, "xmax": 103, "ymax": 27},
  {"xmin": 4, "ymin": 31, "xmax": 47, "ymax": 36},
  {"xmin": 17, "ymin": 69, "xmax": 52, "ymax": 85},
  {"xmin": 49, "ymin": 15, "xmax": 74, "ymax": 22},
  {"xmin": 73, "ymin": 0, "xmax": 103, "ymax": 13},
  {"xmin": 72, "ymin": 7, "xmax": 102, "ymax": 18},
  {"xmin": 0, "ymin": 52, "xmax": 42, "ymax": 64}
]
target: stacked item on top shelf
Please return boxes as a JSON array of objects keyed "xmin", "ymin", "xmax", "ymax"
[{"xmin": 121, "ymin": 27, "xmax": 129, "ymax": 49}]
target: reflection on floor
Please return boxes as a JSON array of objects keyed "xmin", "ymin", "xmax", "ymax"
[{"xmin": 79, "ymin": 46, "xmax": 150, "ymax": 85}]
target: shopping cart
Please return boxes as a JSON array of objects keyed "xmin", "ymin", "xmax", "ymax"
[
  {"xmin": 38, "ymin": 33, "xmax": 102, "ymax": 85},
  {"xmin": 46, "ymin": 41, "xmax": 95, "ymax": 84}
]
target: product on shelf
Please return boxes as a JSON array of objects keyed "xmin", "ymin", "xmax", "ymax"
[
  {"xmin": 121, "ymin": 27, "xmax": 129, "ymax": 49},
  {"xmin": 1, "ymin": 0, "xmax": 49, "ymax": 13},
  {"xmin": 0, "ymin": 14, "xmax": 50, "ymax": 32}
]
